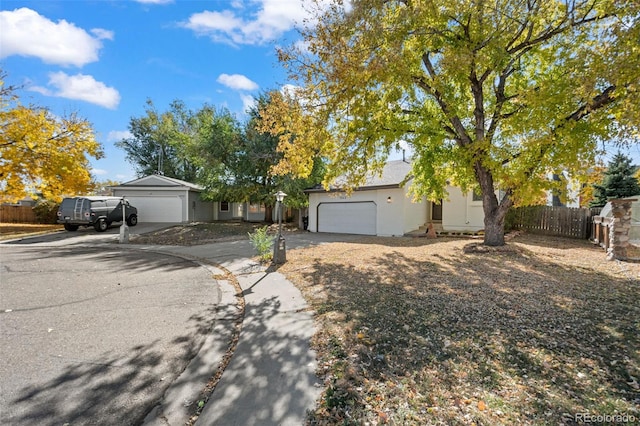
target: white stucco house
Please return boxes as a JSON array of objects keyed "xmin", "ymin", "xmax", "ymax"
[
  {"xmin": 305, "ymin": 160, "xmax": 488, "ymax": 236},
  {"xmin": 111, "ymin": 175, "xmax": 215, "ymax": 223}
]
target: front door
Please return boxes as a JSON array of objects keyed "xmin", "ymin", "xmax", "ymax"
[{"xmin": 431, "ymin": 200, "xmax": 443, "ymax": 221}]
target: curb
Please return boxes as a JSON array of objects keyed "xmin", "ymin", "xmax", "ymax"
[{"xmin": 136, "ymin": 249, "xmax": 247, "ymax": 426}]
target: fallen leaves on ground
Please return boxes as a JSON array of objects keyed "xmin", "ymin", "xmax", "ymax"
[
  {"xmin": 0, "ymin": 223, "xmax": 61, "ymax": 240},
  {"xmin": 130, "ymin": 221, "xmax": 299, "ymax": 246},
  {"xmin": 278, "ymin": 234, "xmax": 640, "ymax": 426}
]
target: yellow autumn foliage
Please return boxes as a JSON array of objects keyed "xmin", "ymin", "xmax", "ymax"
[{"xmin": 0, "ymin": 77, "xmax": 103, "ymax": 203}]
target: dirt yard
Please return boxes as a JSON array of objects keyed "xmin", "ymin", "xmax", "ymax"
[{"xmin": 278, "ymin": 234, "xmax": 640, "ymax": 425}]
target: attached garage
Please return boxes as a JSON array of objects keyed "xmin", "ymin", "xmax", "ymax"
[
  {"xmin": 317, "ymin": 202, "xmax": 376, "ymax": 235},
  {"xmin": 124, "ymin": 196, "xmax": 183, "ymax": 223},
  {"xmin": 111, "ymin": 175, "xmax": 214, "ymax": 224},
  {"xmin": 306, "ymin": 160, "xmax": 429, "ymax": 237}
]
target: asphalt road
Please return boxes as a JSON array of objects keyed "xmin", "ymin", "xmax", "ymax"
[{"xmin": 0, "ymin": 232, "xmax": 221, "ymax": 425}]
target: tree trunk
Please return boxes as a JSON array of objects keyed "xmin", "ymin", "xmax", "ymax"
[
  {"xmin": 483, "ymin": 210, "xmax": 506, "ymax": 246},
  {"xmin": 475, "ymin": 161, "xmax": 512, "ymax": 246},
  {"xmin": 265, "ymin": 204, "xmax": 274, "ymax": 223}
]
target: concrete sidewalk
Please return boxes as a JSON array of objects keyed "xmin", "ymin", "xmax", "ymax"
[{"xmin": 143, "ymin": 233, "xmax": 359, "ymax": 425}]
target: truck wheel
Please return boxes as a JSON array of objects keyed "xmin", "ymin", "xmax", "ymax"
[
  {"xmin": 64, "ymin": 224, "xmax": 79, "ymax": 231},
  {"xmin": 127, "ymin": 215, "xmax": 138, "ymax": 226},
  {"xmin": 94, "ymin": 218, "xmax": 108, "ymax": 232}
]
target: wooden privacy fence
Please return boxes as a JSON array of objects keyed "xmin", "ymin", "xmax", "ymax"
[
  {"xmin": 506, "ymin": 205, "xmax": 596, "ymax": 239},
  {"xmin": 0, "ymin": 205, "xmax": 38, "ymax": 223}
]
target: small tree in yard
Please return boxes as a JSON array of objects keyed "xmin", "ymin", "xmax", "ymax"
[
  {"xmin": 590, "ymin": 153, "xmax": 640, "ymax": 207},
  {"xmin": 248, "ymin": 226, "xmax": 275, "ymax": 262},
  {"xmin": 260, "ymin": 0, "xmax": 640, "ymax": 246}
]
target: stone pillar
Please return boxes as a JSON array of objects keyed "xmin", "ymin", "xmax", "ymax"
[{"xmin": 606, "ymin": 198, "xmax": 636, "ymax": 261}]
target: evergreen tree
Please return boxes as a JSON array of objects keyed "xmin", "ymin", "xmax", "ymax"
[{"xmin": 590, "ymin": 153, "xmax": 640, "ymax": 207}]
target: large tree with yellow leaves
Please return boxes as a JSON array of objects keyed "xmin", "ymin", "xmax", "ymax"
[
  {"xmin": 0, "ymin": 75, "xmax": 102, "ymax": 202},
  {"xmin": 261, "ymin": 0, "xmax": 640, "ymax": 245}
]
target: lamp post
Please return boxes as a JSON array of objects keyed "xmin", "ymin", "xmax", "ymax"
[
  {"xmin": 273, "ymin": 191, "xmax": 287, "ymax": 264},
  {"xmin": 119, "ymin": 196, "xmax": 129, "ymax": 244}
]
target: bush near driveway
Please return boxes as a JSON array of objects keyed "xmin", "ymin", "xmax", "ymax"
[{"xmin": 279, "ymin": 235, "xmax": 640, "ymax": 426}]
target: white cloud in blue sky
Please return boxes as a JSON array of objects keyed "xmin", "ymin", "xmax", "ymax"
[
  {"xmin": 107, "ymin": 130, "xmax": 133, "ymax": 142},
  {"xmin": 240, "ymin": 94, "xmax": 256, "ymax": 113},
  {"xmin": 29, "ymin": 72, "xmax": 121, "ymax": 110},
  {"xmin": 0, "ymin": 7, "xmax": 110, "ymax": 67},
  {"xmin": 181, "ymin": 0, "xmax": 313, "ymax": 45},
  {"xmin": 217, "ymin": 73, "xmax": 259, "ymax": 91}
]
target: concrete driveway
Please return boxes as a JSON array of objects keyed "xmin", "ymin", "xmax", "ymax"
[
  {"xmin": 0, "ymin": 237, "xmax": 221, "ymax": 425},
  {"xmin": 4, "ymin": 222, "xmax": 174, "ymax": 246}
]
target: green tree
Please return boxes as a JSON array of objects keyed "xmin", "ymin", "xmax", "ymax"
[
  {"xmin": 0, "ymin": 72, "xmax": 103, "ymax": 202},
  {"xmin": 117, "ymin": 99, "xmax": 199, "ymax": 181},
  {"xmin": 261, "ymin": 0, "xmax": 640, "ymax": 245},
  {"xmin": 193, "ymin": 93, "xmax": 324, "ymax": 219},
  {"xmin": 590, "ymin": 153, "xmax": 640, "ymax": 207}
]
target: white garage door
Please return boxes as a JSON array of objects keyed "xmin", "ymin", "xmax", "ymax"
[
  {"xmin": 125, "ymin": 196, "xmax": 183, "ymax": 223},
  {"xmin": 318, "ymin": 202, "xmax": 376, "ymax": 235}
]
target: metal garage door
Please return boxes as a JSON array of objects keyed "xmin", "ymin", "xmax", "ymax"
[
  {"xmin": 317, "ymin": 202, "xmax": 376, "ymax": 235},
  {"xmin": 125, "ymin": 196, "xmax": 183, "ymax": 223}
]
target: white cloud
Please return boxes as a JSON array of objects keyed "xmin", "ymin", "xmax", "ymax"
[
  {"xmin": 0, "ymin": 8, "xmax": 110, "ymax": 67},
  {"xmin": 92, "ymin": 168, "xmax": 108, "ymax": 176},
  {"xmin": 107, "ymin": 130, "xmax": 133, "ymax": 142},
  {"xmin": 90, "ymin": 28, "xmax": 114, "ymax": 41},
  {"xmin": 29, "ymin": 72, "xmax": 120, "ymax": 109},
  {"xmin": 280, "ymin": 84, "xmax": 301, "ymax": 97},
  {"xmin": 181, "ymin": 0, "xmax": 331, "ymax": 45},
  {"xmin": 240, "ymin": 94, "xmax": 256, "ymax": 113},
  {"xmin": 217, "ymin": 73, "xmax": 259, "ymax": 91}
]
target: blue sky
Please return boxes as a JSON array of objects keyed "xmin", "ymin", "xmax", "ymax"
[
  {"xmin": 1, "ymin": 0, "xmax": 638, "ymax": 187},
  {"xmin": 1, "ymin": 0, "xmax": 318, "ymax": 183}
]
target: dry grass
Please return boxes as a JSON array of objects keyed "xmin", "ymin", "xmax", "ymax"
[
  {"xmin": 0, "ymin": 223, "xmax": 61, "ymax": 240},
  {"xmin": 278, "ymin": 234, "xmax": 640, "ymax": 425},
  {"xmin": 130, "ymin": 221, "xmax": 300, "ymax": 245}
]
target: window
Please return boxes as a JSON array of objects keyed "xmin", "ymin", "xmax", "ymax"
[
  {"xmin": 472, "ymin": 189, "xmax": 482, "ymax": 202},
  {"xmin": 249, "ymin": 203, "xmax": 265, "ymax": 213},
  {"xmin": 220, "ymin": 201, "xmax": 229, "ymax": 212}
]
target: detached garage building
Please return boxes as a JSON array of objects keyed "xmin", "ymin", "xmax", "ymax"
[
  {"xmin": 305, "ymin": 160, "xmax": 429, "ymax": 236},
  {"xmin": 111, "ymin": 175, "xmax": 214, "ymax": 223}
]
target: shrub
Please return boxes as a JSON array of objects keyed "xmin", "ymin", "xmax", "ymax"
[
  {"xmin": 248, "ymin": 226, "xmax": 275, "ymax": 262},
  {"xmin": 33, "ymin": 200, "xmax": 60, "ymax": 224}
]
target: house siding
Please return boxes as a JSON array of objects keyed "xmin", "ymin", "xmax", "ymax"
[
  {"xmin": 244, "ymin": 203, "xmax": 266, "ymax": 222},
  {"xmin": 442, "ymin": 186, "xmax": 485, "ymax": 232},
  {"xmin": 402, "ymin": 189, "xmax": 428, "ymax": 234},
  {"xmin": 216, "ymin": 202, "xmax": 239, "ymax": 221},
  {"xmin": 189, "ymin": 194, "xmax": 214, "ymax": 222}
]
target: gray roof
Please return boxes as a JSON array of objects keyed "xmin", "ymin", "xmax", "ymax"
[
  {"xmin": 306, "ymin": 160, "xmax": 412, "ymax": 193},
  {"xmin": 112, "ymin": 174, "xmax": 204, "ymax": 191}
]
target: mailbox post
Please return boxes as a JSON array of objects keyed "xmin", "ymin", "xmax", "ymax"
[{"xmin": 272, "ymin": 191, "xmax": 287, "ymax": 264}]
